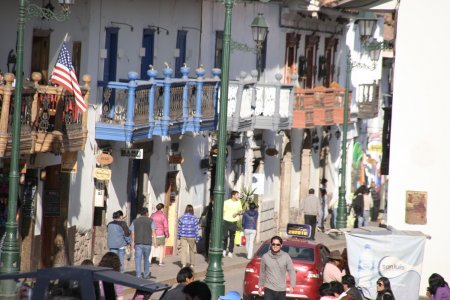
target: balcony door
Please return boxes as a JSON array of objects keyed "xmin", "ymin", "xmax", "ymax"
[{"xmin": 31, "ymin": 29, "xmax": 51, "ymax": 83}]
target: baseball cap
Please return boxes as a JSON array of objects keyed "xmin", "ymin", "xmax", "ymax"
[{"xmin": 219, "ymin": 291, "xmax": 241, "ymax": 300}]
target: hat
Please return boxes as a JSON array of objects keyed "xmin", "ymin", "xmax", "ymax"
[
  {"xmin": 327, "ymin": 250, "xmax": 342, "ymax": 261},
  {"xmin": 219, "ymin": 291, "xmax": 241, "ymax": 300}
]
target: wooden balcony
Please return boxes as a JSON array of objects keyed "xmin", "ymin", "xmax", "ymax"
[
  {"xmin": 226, "ymin": 72, "xmax": 296, "ymax": 132},
  {"xmin": 0, "ymin": 72, "xmax": 90, "ymax": 158},
  {"xmin": 95, "ymin": 66, "xmax": 220, "ymax": 142},
  {"xmin": 357, "ymin": 82, "xmax": 379, "ymax": 119},
  {"xmin": 292, "ymin": 83, "xmax": 352, "ymax": 128}
]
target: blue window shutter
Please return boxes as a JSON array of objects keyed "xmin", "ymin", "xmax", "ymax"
[
  {"xmin": 140, "ymin": 29, "xmax": 155, "ymax": 80},
  {"xmin": 175, "ymin": 30, "xmax": 188, "ymax": 78},
  {"xmin": 104, "ymin": 27, "xmax": 119, "ymax": 82}
]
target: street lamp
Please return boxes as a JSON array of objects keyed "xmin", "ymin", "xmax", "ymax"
[
  {"xmin": 0, "ymin": 1, "xmax": 73, "ymax": 298},
  {"xmin": 251, "ymin": 13, "xmax": 268, "ymax": 81},
  {"xmin": 335, "ymin": 14, "xmax": 380, "ymax": 230},
  {"xmin": 204, "ymin": 0, "xmax": 234, "ymax": 298}
]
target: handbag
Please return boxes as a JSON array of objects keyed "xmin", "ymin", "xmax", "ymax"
[{"xmin": 241, "ymin": 235, "xmax": 246, "ymax": 246}]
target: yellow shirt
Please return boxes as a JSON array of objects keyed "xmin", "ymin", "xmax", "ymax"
[{"xmin": 223, "ymin": 198, "xmax": 242, "ymax": 222}]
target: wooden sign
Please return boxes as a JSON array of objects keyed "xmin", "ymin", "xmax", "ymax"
[
  {"xmin": 405, "ymin": 190, "xmax": 427, "ymax": 225},
  {"xmin": 96, "ymin": 153, "xmax": 114, "ymax": 165},
  {"xmin": 61, "ymin": 152, "xmax": 78, "ymax": 173},
  {"xmin": 93, "ymin": 168, "xmax": 112, "ymax": 180},
  {"xmin": 169, "ymin": 154, "xmax": 184, "ymax": 164}
]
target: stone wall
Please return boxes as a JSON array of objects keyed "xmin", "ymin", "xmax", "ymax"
[{"xmin": 71, "ymin": 227, "xmax": 94, "ymax": 265}]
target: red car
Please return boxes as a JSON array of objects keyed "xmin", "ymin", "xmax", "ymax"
[{"xmin": 243, "ymin": 238, "xmax": 330, "ymax": 300}]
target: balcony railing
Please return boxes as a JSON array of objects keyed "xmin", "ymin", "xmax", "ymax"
[
  {"xmin": 292, "ymin": 83, "xmax": 352, "ymax": 128},
  {"xmin": 0, "ymin": 72, "xmax": 90, "ymax": 157},
  {"xmin": 227, "ymin": 72, "xmax": 297, "ymax": 132},
  {"xmin": 357, "ymin": 81, "xmax": 379, "ymax": 119},
  {"xmin": 95, "ymin": 66, "xmax": 220, "ymax": 142}
]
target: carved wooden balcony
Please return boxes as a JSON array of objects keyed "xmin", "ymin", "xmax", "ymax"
[
  {"xmin": 357, "ymin": 82, "xmax": 379, "ymax": 119},
  {"xmin": 0, "ymin": 72, "xmax": 90, "ymax": 158},
  {"xmin": 292, "ymin": 83, "xmax": 352, "ymax": 128},
  {"xmin": 95, "ymin": 66, "xmax": 220, "ymax": 142},
  {"xmin": 227, "ymin": 72, "xmax": 296, "ymax": 132}
]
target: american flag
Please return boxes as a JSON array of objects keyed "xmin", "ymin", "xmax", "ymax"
[{"xmin": 50, "ymin": 42, "xmax": 87, "ymax": 112}]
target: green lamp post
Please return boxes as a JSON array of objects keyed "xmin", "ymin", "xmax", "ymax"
[
  {"xmin": 336, "ymin": 13, "xmax": 380, "ymax": 229},
  {"xmin": 204, "ymin": 1, "xmax": 269, "ymax": 298},
  {"xmin": 0, "ymin": 1, "xmax": 73, "ymax": 298},
  {"xmin": 204, "ymin": 0, "xmax": 234, "ymax": 298}
]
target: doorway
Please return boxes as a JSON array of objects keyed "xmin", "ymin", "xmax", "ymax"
[
  {"xmin": 41, "ymin": 165, "xmax": 64, "ymax": 268},
  {"xmin": 31, "ymin": 29, "xmax": 51, "ymax": 83},
  {"xmin": 164, "ymin": 171, "xmax": 179, "ymax": 255}
]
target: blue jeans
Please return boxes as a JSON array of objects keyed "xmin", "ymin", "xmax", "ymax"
[
  {"xmin": 110, "ymin": 247, "xmax": 126, "ymax": 273},
  {"xmin": 358, "ymin": 210, "xmax": 370, "ymax": 227},
  {"xmin": 134, "ymin": 244, "xmax": 151, "ymax": 278}
]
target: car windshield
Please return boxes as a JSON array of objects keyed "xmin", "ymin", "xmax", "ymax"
[{"xmin": 256, "ymin": 243, "xmax": 315, "ymax": 262}]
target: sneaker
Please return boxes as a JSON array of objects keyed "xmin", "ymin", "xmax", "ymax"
[
  {"xmin": 159, "ymin": 262, "xmax": 165, "ymax": 266},
  {"xmin": 227, "ymin": 252, "xmax": 233, "ymax": 258},
  {"xmin": 182, "ymin": 264, "xmax": 186, "ymax": 268},
  {"xmin": 223, "ymin": 250, "xmax": 227, "ymax": 257},
  {"xmin": 190, "ymin": 265, "xmax": 194, "ymax": 270}
]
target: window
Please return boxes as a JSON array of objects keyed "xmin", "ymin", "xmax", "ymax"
[
  {"xmin": 140, "ymin": 29, "xmax": 155, "ymax": 80},
  {"xmin": 302, "ymin": 35, "xmax": 320, "ymax": 88},
  {"xmin": 175, "ymin": 30, "xmax": 188, "ymax": 78},
  {"xmin": 214, "ymin": 31, "xmax": 223, "ymax": 68},
  {"xmin": 284, "ymin": 33, "xmax": 301, "ymax": 84}
]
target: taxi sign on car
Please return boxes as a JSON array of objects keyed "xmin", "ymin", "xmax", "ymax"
[{"xmin": 286, "ymin": 223, "xmax": 311, "ymax": 239}]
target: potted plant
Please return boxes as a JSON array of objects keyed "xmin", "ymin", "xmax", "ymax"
[{"xmin": 235, "ymin": 186, "xmax": 257, "ymax": 246}]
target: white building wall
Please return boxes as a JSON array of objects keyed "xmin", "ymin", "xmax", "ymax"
[{"xmin": 389, "ymin": 0, "xmax": 450, "ymax": 295}]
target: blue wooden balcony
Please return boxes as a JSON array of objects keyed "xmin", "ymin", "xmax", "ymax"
[
  {"xmin": 95, "ymin": 66, "xmax": 221, "ymax": 142},
  {"xmin": 226, "ymin": 72, "xmax": 297, "ymax": 132}
]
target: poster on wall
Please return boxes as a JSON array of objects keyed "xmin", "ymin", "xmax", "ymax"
[
  {"xmin": 346, "ymin": 227, "xmax": 428, "ymax": 300},
  {"xmin": 252, "ymin": 173, "xmax": 264, "ymax": 195},
  {"xmin": 405, "ymin": 190, "xmax": 427, "ymax": 225}
]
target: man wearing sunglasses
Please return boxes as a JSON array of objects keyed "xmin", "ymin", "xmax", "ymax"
[{"xmin": 258, "ymin": 236, "xmax": 296, "ymax": 299}]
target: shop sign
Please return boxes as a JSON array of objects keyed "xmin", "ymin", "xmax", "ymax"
[
  {"xmin": 169, "ymin": 154, "xmax": 184, "ymax": 164},
  {"xmin": 93, "ymin": 168, "xmax": 112, "ymax": 180},
  {"xmin": 96, "ymin": 153, "xmax": 114, "ymax": 165},
  {"xmin": 120, "ymin": 148, "xmax": 143, "ymax": 159}
]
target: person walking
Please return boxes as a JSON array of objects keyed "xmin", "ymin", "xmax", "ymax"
[
  {"xmin": 375, "ymin": 277, "xmax": 395, "ymax": 300},
  {"xmin": 107, "ymin": 210, "xmax": 131, "ymax": 273},
  {"xmin": 161, "ymin": 266, "xmax": 195, "ymax": 300},
  {"xmin": 323, "ymin": 250, "xmax": 343, "ymax": 283},
  {"xmin": 149, "ymin": 203, "xmax": 169, "ymax": 266},
  {"xmin": 300, "ymin": 188, "xmax": 321, "ymax": 240},
  {"xmin": 178, "ymin": 204, "xmax": 199, "ymax": 268},
  {"xmin": 223, "ymin": 190, "xmax": 242, "ymax": 258},
  {"xmin": 243, "ymin": 202, "xmax": 258, "ymax": 260},
  {"xmin": 130, "ymin": 207, "xmax": 156, "ymax": 279},
  {"xmin": 258, "ymin": 236, "xmax": 296, "ymax": 300},
  {"xmin": 370, "ymin": 181, "xmax": 381, "ymax": 222},
  {"xmin": 427, "ymin": 273, "xmax": 450, "ymax": 300},
  {"xmin": 200, "ymin": 198, "xmax": 213, "ymax": 259},
  {"xmin": 359, "ymin": 186, "xmax": 373, "ymax": 227}
]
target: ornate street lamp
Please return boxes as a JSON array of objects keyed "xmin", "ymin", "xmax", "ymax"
[
  {"xmin": 336, "ymin": 12, "xmax": 380, "ymax": 230},
  {"xmin": 251, "ymin": 13, "xmax": 268, "ymax": 81},
  {"xmin": 0, "ymin": 1, "xmax": 74, "ymax": 298},
  {"xmin": 355, "ymin": 11, "xmax": 378, "ymax": 42}
]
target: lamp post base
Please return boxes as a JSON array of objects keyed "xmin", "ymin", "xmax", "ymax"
[{"xmin": 0, "ymin": 279, "xmax": 18, "ymax": 300}]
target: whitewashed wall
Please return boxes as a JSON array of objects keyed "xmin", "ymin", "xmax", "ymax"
[{"xmin": 388, "ymin": 0, "xmax": 450, "ymax": 295}]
